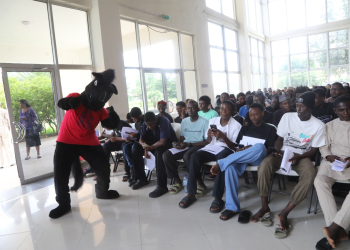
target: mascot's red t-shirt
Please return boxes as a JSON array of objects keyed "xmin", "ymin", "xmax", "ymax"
[{"xmin": 57, "ymin": 93, "xmax": 109, "ymax": 145}]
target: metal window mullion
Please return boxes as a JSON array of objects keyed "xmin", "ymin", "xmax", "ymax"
[
  {"xmin": 306, "ymin": 35, "xmax": 310, "ymax": 86},
  {"xmin": 177, "ymin": 32, "xmax": 186, "ymax": 100},
  {"xmin": 327, "ymin": 31, "xmax": 330, "ymax": 83},
  {"xmin": 220, "ymin": 0, "xmax": 224, "ymax": 15},
  {"xmin": 134, "ymin": 20, "xmax": 148, "ymax": 113},
  {"xmin": 86, "ymin": 10, "xmax": 95, "ymax": 71},
  {"xmin": 304, "ymin": 0, "xmax": 307, "ymax": 27},
  {"xmin": 285, "ymin": 0, "xmax": 289, "ymax": 31},
  {"xmin": 287, "ymin": 38, "xmax": 292, "ymax": 86},
  {"xmin": 222, "ymin": 25, "xmax": 230, "ymax": 93},
  {"xmin": 325, "ymin": 0, "xmax": 328, "ymax": 23},
  {"xmin": 162, "ymin": 72, "xmax": 168, "ymax": 102}
]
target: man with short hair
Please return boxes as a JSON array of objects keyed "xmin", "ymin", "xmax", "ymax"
[
  {"xmin": 174, "ymin": 101, "xmax": 188, "ymax": 124},
  {"xmin": 239, "ymin": 95, "xmax": 253, "ymax": 118},
  {"xmin": 198, "ymin": 95, "xmax": 219, "ymax": 120},
  {"xmin": 325, "ymin": 82, "xmax": 345, "ymax": 103},
  {"xmin": 312, "ymin": 88, "xmax": 337, "ymax": 123},
  {"xmin": 245, "ymin": 92, "xmax": 273, "ymax": 124},
  {"xmin": 252, "ymin": 92, "xmax": 325, "ymax": 238},
  {"xmin": 121, "ymin": 107, "xmax": 145, "ymax": 185},
  {"xmin": 266, "ymin": 95, "xmax": 280, "ymax": 113},
  {"xmin": 272, "ymin": 94, "xmax": 296, "ymax": 127},
  {"xmin": 140, "ymin": 112, "xmax": 178, "ymax": 198},
  {"xmin": 236, "ymin": 92, "xmax": 246, "ymax": 111},
  {"xmin": 157, "ymin": 100, "xmax": 174, "ymax": 123},
  {"xmin": 314, "ymin": 95, "xmax": 350, "ymax": 249},
  {"xmin": 163, "ymin": 101, "xmax": 209, "ymax": 194}
]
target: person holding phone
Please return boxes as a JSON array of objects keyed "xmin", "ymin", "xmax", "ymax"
[
  {"xmin": 178, "ymin": 101, "xmax": 241, "ymax": 208},
  {"xmin": 314, "ymin": 95, "xmax": 350, "ymax": 249},
  {"xmin": 208, "ymin": 103, "xmax": 277, "ymax": 220},
  {"xmin": 163, "ymin": 101, "xmax": 209, "ymax": 194}
]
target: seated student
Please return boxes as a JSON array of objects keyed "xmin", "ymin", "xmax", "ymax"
[
  {"xmin": 266, "ymin": 95, "xmax": 280, "ymax": 113},
  {"xmin": 272, "ymin": 94, "xmax": 296, "ymax": 127},
  {"xmin": 244, "ymin": 92, "xmax": 273, "ymax": 125},
  {"xmin": 239, "ymin": 95, "xmax": 253, "ymax": 118},
  {"xmin": 312, "ymin": 88, "xmax": 337, "ymax": 123},
  {"xmin": 157, "ymin": 100, "xmax": 174, "ymax": 123},
  {"xmin": 286, "ymin": 88, "xmax": 295, "ymax": 105},
  {"xmin": 174, "ymin": 101, "xmax": 188, "ymax": 124},
  {"xmin": 236, "ymin": 92, "xmax": 246, "ymax": 111},
  {"xmin": 230, "ymin": 94, "xmax": 236, "ymax": 103},
  {"xmin": 246, "ymin": 91, "xmax": 251, "ymax": 100},
  {"xmin": 198, "ymin": 95, "xmax": 219, "ymax": 120},
  {"xmin": 209, "ymin": 103, "xmax": 277, "ymax": 218},
  {"xmin": 252, "ymin": 92, "xmax": 325, "ymax": 238},
  {"xmin": 139, "ymin": 112, "xmax": 177, "ymax": 198},
  {"xmin": 126, "ymin": 113, "xmax": 133, "ymax": 123},
  {"xmin": 291, "ymin": 86, "xmax": 311, "ymax": 109},
  {"xmin": 314, "ymin": 95, "xmax": 350, "ymax": 249},
  {"xmin": 325, "ymin": 82, "xmax": 345, "ymax": 103},
  {"xmin": 163, "ymin": 101, "xmax": 209, "ymax": 194},
  {"xmin": 178, "ymin": 101, "xmax": 242, "ymax": 208},
  {"xmin": 121, "ymin": 107, "xmax": 144, "ymax": 185}
]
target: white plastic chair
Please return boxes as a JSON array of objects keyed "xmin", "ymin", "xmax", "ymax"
[{"xmin": 171, "ymin": 123, "xmax": 181, "ymax": 141}]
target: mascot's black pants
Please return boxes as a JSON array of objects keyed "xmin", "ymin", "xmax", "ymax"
[{"xmin": 54, "ymin": 142, "xmax": 111, "ymax": 207}]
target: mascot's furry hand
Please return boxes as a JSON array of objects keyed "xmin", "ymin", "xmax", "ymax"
[
  {"xmin": 107, "ymin": 106, "xmax": 114, "ymax": 113},
  {"xmin": 69, "ymin": 95, "xmax": 82, "ymax": 109}
]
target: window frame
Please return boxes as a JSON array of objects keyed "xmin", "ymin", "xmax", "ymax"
[
  {"xmin": 206, "ymin": 0, "xmax": 236, "ymax": 19},
  {"xmin": 249, "ymin": 37, "xmax": 266, "ymax": 90},
  {"xmin": 246, "ymin": 0, "xmax": 264, "ymax": 33}
]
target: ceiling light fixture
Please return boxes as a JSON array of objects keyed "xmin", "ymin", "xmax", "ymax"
[{"xmin": 21, "ymin": 21, "xmax": 30, "ymax": 25}]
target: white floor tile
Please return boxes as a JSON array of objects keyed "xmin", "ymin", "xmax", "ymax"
[
  {"xmin": 142, "ymin": 235, "xmax": 212, "ymax": 250},
  {"xmin": 0, "ymin": 232, "xmax": 30, "ymax": 250}
]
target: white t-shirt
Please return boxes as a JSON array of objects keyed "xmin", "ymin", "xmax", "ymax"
[
  {"xmin": 206, "ymin": 116, "xmax": 241, "ymax": 148},
  {"xmin": 277, "ymin": 113, "xmax": 326, "ymax": 154}
]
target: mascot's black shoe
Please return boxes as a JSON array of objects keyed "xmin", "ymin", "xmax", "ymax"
[
  {"xmin": 96, "ymin": 190, "xmax": 120, "ymax": 199},
  {"xmin": 49, "ymin": 205, "xmax": 71, "ymax": 219}
]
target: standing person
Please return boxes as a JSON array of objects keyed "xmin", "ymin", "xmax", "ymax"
[
  {"xmin": 174, "ymin": 101, "xmax": 188, "ymax": 124},
  {"xmin": 0, "ymin": 102, "xmax": 15, "ymax": 168},
  {"xmin": 252, "ymin": 92, "xmax": 325, "ymax": 238},
  {"xmin": 272, "ymin": 94, "xmax": 296, "ymax": 127},
  {"xmin": 19, "ymin": 99, "xmax": 41, "ymax": 160},
  {"xmin": 163, "ymin": 101, "xmax": 209, "ymax": 194},
  {"xmin": 198, "ymin": 95, "xmax": 219, "ymax": 120},
  {"xmin": 266, "ymin": 95, "xmax": 280, "ymax": 113},
  {"xmin": 312, "ymin": 88, "xmax": 337, "ymax": 123},
  {"xmin": 157, "ymin": 100, "xmax": 174, "ymax": 123},
  {"xmin": 325, "ymin": 82, "xmax": 345, "ymax": 103},
  {"xmin": 178, "ymin": 101, "xmax": 241, "ymax": 208},
  {"xmin": 314, "ymin": 95, "xmax": 350, "ymax": 249}
]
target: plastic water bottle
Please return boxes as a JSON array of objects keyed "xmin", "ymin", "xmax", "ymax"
[{"xmin": 183, "ymin": 174, "xmax": 188, "ymax": 193}]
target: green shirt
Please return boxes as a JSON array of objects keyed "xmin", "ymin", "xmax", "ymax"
[{"xmin": 198, "ymin": 109, "xmax": 219, "ymax": 121}]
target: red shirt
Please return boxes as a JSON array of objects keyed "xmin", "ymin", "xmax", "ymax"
[{"xmin": 57, "ymin": 93, "xmax": 109, "ymax": 145}]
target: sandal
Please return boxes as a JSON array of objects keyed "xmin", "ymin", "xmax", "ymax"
[
  {"xmin": 260, "ymin": 212, "xmax": 273, "ymax": 227},
  {"xmin": 25, "ymin": 156, "xmax": 31, "ymax": 160},
  {"xmin": 315, "ymin": 237, "xmax": 332, "ymax": 250},
  {"xmin": 170, "ymin": 183, "xmax": 183, "ymax": 194},
  {"xmin": 195, "ymin": 185, "xmax": 207, "ymax": 197},
  {"xmin": 220, "ymin": 210, "xmax": 239, "ymax": 221},
  {"xmin": 274, "ymin": 224, "xmax": 291, "ymax": 239},
  {"xmin": 37, "ymin": 155, "xmax": 41, "ymax": 159},
  {"xmin": 179, "ymin": 196, "xmax": 197, "ymax": 209},
  {"xmin": 238, "ymin": 210, "xmax": 251, "ymax": 224},
  {"xmin": 209, "ymin": 199, "xmax": 225, "ymax": 213},
  {"xmin": 122, "ymin": 173, "xmax": 130, "ymax": 182}
]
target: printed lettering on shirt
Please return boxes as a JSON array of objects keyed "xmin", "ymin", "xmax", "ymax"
[
  {"xmin": 284, "ymin": 132, "xmax": 314, "ymax": 151},
  {"xmin": 78, "ymin": 108, "xmax": 94, "ymax": 129}
]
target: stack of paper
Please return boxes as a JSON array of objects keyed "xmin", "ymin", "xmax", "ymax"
[
  {"xmin": 144, "ymin": 152, "xmax": 156, "ymax": 171},
  {"xmin": 332, "ymin": 160, "xmax": 347, "ymax": 172},
  {"xmin": 239, "ymin": 136, "xmax": 265, "ymax": 146},
  {"xmin": 168, "ymin": 147, "xmax": 189, "ymax": 155},
  {"xmin": 121, "ymin": 127, "xmax": 139, "ymax": 140},
  {"xmin": 199, "ymin": 145, "xmax": 225, "ymax": 155},
  {"xmin": 280, "ymin": 148, "xmax": 294, "ymax": 175}
]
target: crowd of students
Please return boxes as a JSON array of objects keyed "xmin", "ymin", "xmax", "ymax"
[{"xmin": 87, "ymin": 81, "xmax": 350, "ymax": 249}]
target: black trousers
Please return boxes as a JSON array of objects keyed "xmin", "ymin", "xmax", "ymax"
[
  {"xmin": 151, "ymin": 142, "xmax": 172, "ymax": 189},
  {"xmin": 123, "ymin": 142, "xmax": 148, "ymax": 182},
  {"xmin": 54, "ymin": 142, "xmax": 111, "ymax": 207},
  {"xmin": 212, "ymin": 171, "xmax": 226, "ymax": 199},
  {"xmin": 187, "ymin": 147, "xmax": 233, "ymax": 195},
  {"xmin": 103, "ymin": 140, "xmax": 124, "ymax": 157},
  {"xmin": 163, "ymin": 146, "xmax": 203, "ymax": 179}
]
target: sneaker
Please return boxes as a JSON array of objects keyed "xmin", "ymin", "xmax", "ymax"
[
  {"xmin": 83, "ymin": 166, "xmax": 95, "ymax": 177},
  {"xmin": 128, "ymin": 179, "xmax": 137, "ymax": 187},
  {"xmin": 149, "ymin": 186, "xmax": 168, "ymax": 198},
  {"xmin": 132, "ymin": 180, "xmax": 148, "ymax": 190}
]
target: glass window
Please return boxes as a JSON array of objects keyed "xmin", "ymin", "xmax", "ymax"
[
  {"xmin": 206, "ymin": 0, "xmax": 235, "ymax": 19},
  {"xmin": 287, "ymin": 0, "xmax": 306, "ymax": 30},
  {"xmin": 184, "ymin": 71, "xmax": 198, "ymax": 100},
  {"xmin": 308, "ymin": 33, "xmax": 327, "ymax": 51},
  {"xmin": 309, "ymin": 70, "xmax": 328, "ymax": 85},
  {"xmin": 52, "ymin": 5, "xmax": 91, "ymax": 65},
  {"xmin": 228, "ymin": 73, "xmax": 240, "ymax": 94},
  {"xmin": 273, "ymin": 73, "xmax": 290, "ymax": 89},
  {"xmin": 210, "ymin": 48, "xmax": 225, "ymax": 71},
  {"xmin": 226, "ymin": 51, "xmax": 239, "ymax": 71},
  {"xmin": 139, "ymin": 24, "xmax": 180, "ymax": 69},
  {"xmin": 330, "ymin": 49, "xmax": 349, "ymax": 65},
  {"xmin": 0, "ymin": 0, "xmax": 53, "ymax": 64},
  {"xmin": 125, "ymin": 69, "xmax": 143, "ymax": 111},
  {"xmin": 250, "ymin": 37, "xmax": 266, "ymax": 89},
  {"xmin": 120, "ymin": 20, "xmax": 139, "ymax": 67},
  {"xmin": 181, "ymin": 34, "xmax": 195, "ymax": 69},
  {"xmin": 330, "ymin": 66, "xmax": 350, "ymax": 81},
  {"xmin": 224, "ymin": 28, "xmax": 237, "ymax": 50},
  {"xmin": 208, "ymin": 23, "xmax": 223, "ymax": 47},
  {"xmin": 212, "ymin": 73, "xmax": 228, "ymax": 96},
  {"xmin": 206, "ymin": 0, "xmax": 221, "ymax": 13},
  {"xmin": 327, "ymin": 0, "xmax": 349, "ymax": 22},
  {"xmin": 247, "ymin": 0, "xmax": 257, "ymax": 31},
  {"xmin": 309, "ymin": 51, "xmax": 327, "ymax": 69},
  {"xmin": 306, "ymin": 0, "xmax": 326, "ymax": 26},
  {"xmin": 60, "ymin": 70, "xmax": 92, "ymax": 98},
  {"xmin": 291, "ymin": 71, "xmax": 308, "ymax": 86},
  {"xmin": 289, "ymin": 37, "xmax": 307, "ymax": 54},
  {"xmin": 272, "ymin": 40, "xmax": 289, "ymax": 56},
  {"xmin": 269, "ymin": 0, "xmax": 287, "ymax": 34},
  {"xmin": 329, "ymin": 29, "xmax": 349, "ymax": 48},
  {"xmin": 273, "ymin": 57, "xmax": 289, "ymax": 72}
]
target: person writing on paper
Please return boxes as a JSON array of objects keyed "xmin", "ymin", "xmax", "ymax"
[
  {"xmin": 121, "ymin": 107, "xmax": 144, "ymax": 184},
  {"xmin": 252, "ymin": 92, "xmax": 325, "ymax": 239},
  {"xmin": 139, "ymin": 112, "xmax": 177, "ymax": 198},
  {"xmin": 163, "ymin": 101, "xmax": 209, "ymax": 194},
  {"xmin": 314, "ymin": 95, "xmax": 350, "ymax": 249},
  {"xmin": 208, "ymin": 103, "xmax": 277, "ymax": 220},
  {"xmin": 178, "ymin": 101, "xmax": 242, "ymax": 208}
]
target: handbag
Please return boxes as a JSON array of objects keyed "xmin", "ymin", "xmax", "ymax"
[{"xmin": 33, "ymin": 121, "xmax": 43, "ymax": 134}]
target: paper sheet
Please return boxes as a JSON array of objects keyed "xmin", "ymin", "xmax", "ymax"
[
  {"xmin": 144, "ymin": 152, "xmax": 156, "ymax": 171},
  {"xmin": 239, "ymin": 136, "xmax": 266, "ymax": 146},
  {"xmin": 199, "ymin": 145, "xmax": 225, "ymax": 155},
  {"xmin": 121, "ymin": 127, "xmax": 139, "ymax": 140},
  {"xmin": 332, "ymin": 160, "xmax": 347, "ymax": 172},
  {"xmin": 168, "ymin": 147, "xmax": 189, "ymax": 155},
  {"xmin": 280, "ymin": 148, "xmax": 294, "ymax": 175}
]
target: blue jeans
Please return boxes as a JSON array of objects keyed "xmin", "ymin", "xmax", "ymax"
[{"xmin": 218, "ymin": 143, "xmax": 267, "ymax": 212}]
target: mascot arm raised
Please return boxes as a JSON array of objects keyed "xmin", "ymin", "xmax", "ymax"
[
  {"xmin": 101, "ymin": 106, "xmax": 120, "ymax": 130},
  {"xmin": 57, "ymin": 95, "xmax": 82, "ymax": 110}
]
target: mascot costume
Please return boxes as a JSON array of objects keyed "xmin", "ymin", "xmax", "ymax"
[{"xmin": 50, "ymin": 69, "xmax": 120, "ymax": 219}]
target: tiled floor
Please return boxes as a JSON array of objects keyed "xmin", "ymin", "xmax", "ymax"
[{"xmin": 0, "ymin": 164, "xmax": 349, "ymax": 250}]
